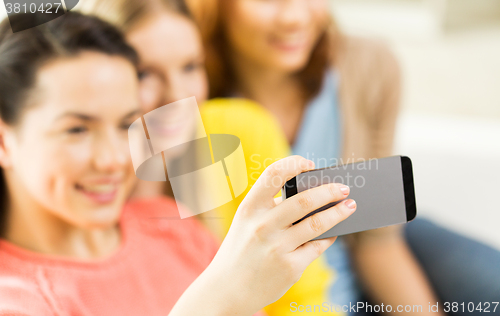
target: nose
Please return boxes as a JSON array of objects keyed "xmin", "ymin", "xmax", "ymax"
[
  {"xmin": 276, "ymin": 0, "xmax": 311, "ymax": 28},
  {"xmin": 92, "ymin": 129, "xmax": 129, "ymax": 173},
  {"xmin": 161, "ymin": 74, "xmax": 190, "ymax": 106}
]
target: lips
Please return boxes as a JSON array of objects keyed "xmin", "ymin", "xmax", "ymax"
[
  {"xmin": 150, "ymin": 120, "xmax": 185, "ymax": 136},
  {"xmin": 147, "ymin": 116, "xmax": 192, "ymax": 137},
  {"xmin": 76, "ymin": 183, "xmax": 119, "ymax": 204},
  {"xmin": 270, "ymin": 34, "xmax": 309, "ymax": 52}
]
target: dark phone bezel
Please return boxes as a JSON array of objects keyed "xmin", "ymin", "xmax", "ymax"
[
  {"xmin": 401, "ymin": 156, "xmax": 417, "ymax": 222},
  {"xmin": 282, "ymin": 155, "xmax": 417, "ymax": 223}
]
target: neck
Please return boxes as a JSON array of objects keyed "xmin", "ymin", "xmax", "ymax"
[
  {"xmin": 2, "ymin": 172, "xmax": 120, "ymax": 259},
  {"xmin": 231, "ymin": 56, "xmax": 305, "ymax": 110},
  {"xmin": 230, "ymin": 54, "xmax": 307, "ymax": 144}
]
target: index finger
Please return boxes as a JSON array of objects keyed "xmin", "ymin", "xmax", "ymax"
[{"xmin": 244, "ymin": 156, "xmax": 315, "ymax": 209}]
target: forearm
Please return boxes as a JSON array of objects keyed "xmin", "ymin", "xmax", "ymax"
[
  {"xmin": 350, "ymin": 227, "xmax": 444, "ymax": 316},
  {"xmin": 169, "ymin": 264, "xmax": 254, "ymax": 316},
  {"xmin": 264, "ymin": 257, "xmax": 333, "ymax": 315},
  {"xmin": 170, "ymin": 157, "xmax": 357, "ymax": 316}
]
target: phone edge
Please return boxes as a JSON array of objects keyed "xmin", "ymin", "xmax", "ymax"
[
  {"xmin": 282, "ymin": 176, "xmax": 298, "ymax": 200},
  {"xmin": 401, "ymin": 156, "xmax": 417, "ymax": 222}
]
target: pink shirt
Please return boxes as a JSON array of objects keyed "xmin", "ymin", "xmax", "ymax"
[{"xmin": 0, "ymin": 197, "xmax": 232, "ymax": 315}]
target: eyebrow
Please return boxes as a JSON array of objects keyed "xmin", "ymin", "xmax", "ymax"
[{"xmin": 55, "ymin": 109, "xmax": 141, "ymax": 122}]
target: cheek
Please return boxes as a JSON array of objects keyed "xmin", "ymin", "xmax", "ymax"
[
  {"xmin": 139, "ymin": 77, "xmax": 164, "ymax": 113},
  {"xmin": 43, "ymin": 144, "xmax": 91, "ymax": 195},
  {"xmin": 190, "ymin": 71, "xmax": 208, "ymax": 103},
  {"xmin": 171, "ymin": 70, "xmax": 208, "ymax": 103},
  {"xmin": 119, "ymin": 139, "xmax": 136, "ymax": 180},
  {"xmin": 15, "ymin": 140, "xmax": 90, "ymax": 207},
  {"xmin": 310, "ymin": 0, "xmax": 329, "ymax": 13},
  {"xmin": 309, "ymin": 1, "xmax": 330, "ymax": 32},
  {"xmin": 227, "ymin": 1, "xmax": 276, "ymax": 43}
]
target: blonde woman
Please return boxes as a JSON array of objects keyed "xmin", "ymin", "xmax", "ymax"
[{"xmin": 78, "ymin": 0, "xmax": 337, "ymax": 314}]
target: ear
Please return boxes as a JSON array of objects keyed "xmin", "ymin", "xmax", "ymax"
[{"xmin": 0, "ymin": 120, "xmax": 14, "ymax": 169}]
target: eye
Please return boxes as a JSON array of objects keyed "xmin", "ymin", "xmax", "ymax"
[
  {"xmin": 120, "ymin": 121, "xmax": 133, "ymax": 131},
  {"xmin": 183, "ymin": 61, "xmax": 202, "ymax": 73},
  {"xmin": 66, "ymin": 126, "xmax": 88, "ymax": 134},
  {"xmin": 138, "ymin": 70, "xmax": 151, "ymax": 80}
]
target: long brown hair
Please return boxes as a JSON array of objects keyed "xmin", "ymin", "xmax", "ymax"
[
  {"xmin": 186, "ymin": 0, "xmax": 342, "ymax": 100},
  {"xmin": 0, "ymin": 12, "xmax": 138, "ymax": 232}
]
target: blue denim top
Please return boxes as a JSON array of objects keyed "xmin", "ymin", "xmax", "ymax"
[{"xmin": 292, "ymin": 71, "xmax": 361, "ymax": 307}]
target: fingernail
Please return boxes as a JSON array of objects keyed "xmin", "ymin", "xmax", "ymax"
[
  {"xmin": 344, "ymin": 199, "xmax": 356, "ymax": 209},
  {"xmin": 308, "ymin": 160, "xmax": 315, "ymax": 168},
  {"xmin": 340, "ymin": 185, "xmax": 350, "ymax": 195}
]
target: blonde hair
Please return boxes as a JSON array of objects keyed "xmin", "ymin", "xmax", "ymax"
[
  {"xmin": 78, "ymin": 0, "xmax": 192, "ymax": 32},
  {"xmin": 186, "ymin": 0, "xmax": 342, "ymax": 99}
]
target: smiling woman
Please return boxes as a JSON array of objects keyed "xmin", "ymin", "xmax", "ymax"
[
  {"xmin": 0, "ymin": 13, "xmax": 140, "ymax": 241},
  {"xmin": 10, "ymin": 53, "xmax": 139, "ymax": 229},
  {"xmin": 0, "ymin": 11, "xmax": 359, "ymax": 316}
]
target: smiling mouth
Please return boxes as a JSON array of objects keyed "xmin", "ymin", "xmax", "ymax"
[
  {"xmin": 270, "ymin": 35, "xmax": 309, "ymax": 52},
  {"xmin": 75, "ymin": 183, "xmax": 119, "ymax": 204},
  {"xmin": 151, "ymin": 121, "xmax": 184, "ymax": 135}
]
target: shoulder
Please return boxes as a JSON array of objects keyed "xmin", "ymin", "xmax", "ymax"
[
  {"xmin": 200, "ymin": 98, "xmax": 290, "ymax": 160},
  {"xmin": 335, "ymin": 35, "xmax": 400, "ymax": 79},
  {"xmin": 334, "ymin": 35, "xmax": 401, "ymax": 116},
  {"xmin": 200, "ymin": 98, "xmax": 284, "ymax": 137},
  {"xmin": 200, "ymin": 97, "xmax": 274, "ymax": 120},
  {"xmin": 0, "ymin": 246, "xmax": 56, "ymax": 315},
  {"xmin": 337, "ymin": 36, "xmax": 398, "ymax": 64},
  {"xmin": 0, "ymin": 269, "xmax": 53, "ymax": 315}
]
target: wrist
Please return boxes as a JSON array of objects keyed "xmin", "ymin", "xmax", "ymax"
[{"xmin": 180, "ymin": 262, "xmax": 256, "ymax": 316}]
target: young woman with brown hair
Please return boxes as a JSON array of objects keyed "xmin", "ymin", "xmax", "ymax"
[
  {"xmin": 0, "ymin": 12, "xmax": 357, "ymax": 315},
  {"xmin": 186, "ymin": 1, "xmax": 500, "ymax": 315}
]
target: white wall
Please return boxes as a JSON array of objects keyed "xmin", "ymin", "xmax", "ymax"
[
  {"xmin": 332, "ymin": 0, "xmax": 500, "ymax": 249},
  {"xmin": 0, "ymin": 2, "xmax": 7, "ymax": 21}
]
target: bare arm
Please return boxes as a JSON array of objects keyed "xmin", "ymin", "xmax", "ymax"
[{"xmin": 169, "ymin": 156, "xmax": 357, "ymax": 315}]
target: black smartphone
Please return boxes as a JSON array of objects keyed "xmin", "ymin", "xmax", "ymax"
[{"xmin": 282, "ymin": 155, "xmax": 417, "ymax": 239}]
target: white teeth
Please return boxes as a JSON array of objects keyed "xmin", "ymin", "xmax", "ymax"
[{"xmin": 80, "ymin": 184, "xmax": 116, "ymax": 194}]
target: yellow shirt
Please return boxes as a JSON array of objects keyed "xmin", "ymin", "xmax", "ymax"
[{"xmin": 200, "ymin": 98, "xmax": 340, "ymax": 316}]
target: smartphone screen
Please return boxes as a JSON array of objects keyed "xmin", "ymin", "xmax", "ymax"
[{"xmin": 282, "ymin": 155, "xmax": 416, "ymax": 239}]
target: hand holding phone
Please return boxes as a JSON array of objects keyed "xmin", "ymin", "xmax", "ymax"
[
  {"xmin": 282, "ymin": 155, "xmax": 417, "ymax": 240},
  {"xmin": 172, "ymin": 156, "xmax": 357, "ymax": 316}
]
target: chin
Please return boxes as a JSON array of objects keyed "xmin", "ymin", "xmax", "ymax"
[
  {"xmin": 70, "ymin": 200, "xmax": 124, "ymax": 230},
  {"xmin": 83, "ymin": 209, "xmax": 122, "ymax": 229},
  {"xmin": 272, "ymin": 53, "xmax": 312, "ymax": 73},
  {"xmin": 163, "ymin": 145, "xmax": 187, "ymax": 161},
  {"xmin": 279, "ymin": 60, "xmax": 311, "ymax": 74}
]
